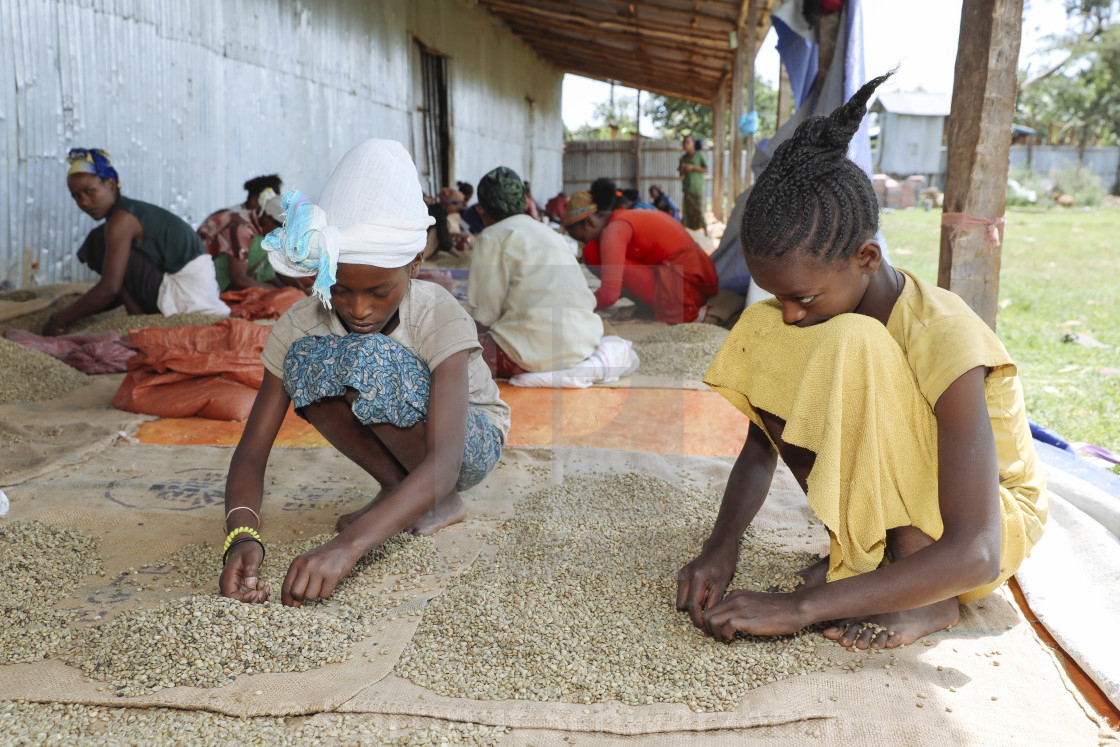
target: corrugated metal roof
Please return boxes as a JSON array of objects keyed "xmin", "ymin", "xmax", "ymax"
[
  {"xmin": 872, "ymin": 91, "xmax": 952, "ymax": 117},
  {"xmin": 477, "ymin": 0, "xmax": 775, "ymax": 104}
]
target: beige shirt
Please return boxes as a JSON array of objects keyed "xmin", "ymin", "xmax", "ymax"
[
  {"xmin": 887, "ymin": 269, "xmax": 1046, "ymax": 540},
  {"xmin": 261, "ymin": 280, "xmax": 510, "ymax": 440},
  {"xmin": 466, "ymin": 214, "xmax": 604, "ymax": 372}
]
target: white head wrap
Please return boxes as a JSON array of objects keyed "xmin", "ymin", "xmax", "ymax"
[
  {"xmin": 256, "ymin": 188, "xmax": 285, "ymax": 222},
  {"xmin": 262, "ymin": 139, "xmax": 436, "ymax": 308}
]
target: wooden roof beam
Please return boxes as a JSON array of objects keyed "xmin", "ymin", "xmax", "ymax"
[
  {"xmin": 484, "ymin": 1, "xmax": 732, "ymax": 49},
  {"xmin": 525, "ymin": 33, "xmax": 728, "ymax": 72},
  {"xmin": 557, "ymin": 64, "xmax": 717, "ymax": 104},
  {"xmin": 530, "ymin": 43, "xmax": 730, "ymax": 89},
  {"xmin": 498, "ymin": 0, "xmax": 741, "ymax": 32}
]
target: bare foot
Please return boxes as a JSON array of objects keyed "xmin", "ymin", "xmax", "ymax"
[
  {"xmin": 793, "ymin": 556, "xmax": 830, "ymax": 591},
  {"xmin": 409, "ymin": 491, "xmax": 466, "ymax": 536},
  {"xmin": 336, "ymin": 488, "xmax": 394, "ymax": 532},
  {"xmin": 821, "ymin": 598, "xmax": 960, "ymax": 650}
]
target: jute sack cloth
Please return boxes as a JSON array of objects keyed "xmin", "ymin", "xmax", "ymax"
[
  {"xmin": 0, "ymin": 443, "xmax": 481, "ymax": 716},
  {"xmin": 0, "ymin": 375, "xmax": 153, "ymax": 488},
  {"xmin": 1, "ymin": 445, "xmax": 1113, "ymax": 742},
  {"xmin": 334, "ymin": 453, "xmax": 1111, "ymax": 743},
  {"xmin": 597, "ymin": 318, "xmax": 716, "ymax": 391},
  {"xmin": 0, "ymin": 283, "xmax": 91, "ymax": 324}
]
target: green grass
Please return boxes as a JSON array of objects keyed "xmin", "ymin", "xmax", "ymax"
[{"xmin": 882, "ymin": 206, "xmax": 1120, "ymax": 461}]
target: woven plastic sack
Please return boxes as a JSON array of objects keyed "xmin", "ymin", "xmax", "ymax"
[{"xmin": 112, "ymin": 318, "xmax": 271, "ymax": 421}]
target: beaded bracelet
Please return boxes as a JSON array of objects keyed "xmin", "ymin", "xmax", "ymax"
[
  {"xmin": 222, "ymin": 536, "xmax": 265, "ymax": 566},
  {"xmin": 223, "ymin": 526, "xmax": 262, "ymax": 555}
]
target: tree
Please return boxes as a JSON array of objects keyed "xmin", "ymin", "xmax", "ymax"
[
  {"xmin": 1016, "ymin": 0, "xmax": 1120, "ymax": 191},
  {"xmin": 642, "ymin": 78, "xmax": 779, "ymax": 142},
  {"xmin": 567, "ymin": 95, "xmax": 641, "ymax": 141}
]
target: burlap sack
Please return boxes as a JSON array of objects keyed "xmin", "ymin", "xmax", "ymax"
[{"xmin": 2, "ymin": 445, "xmax": 1113, "ymax": 743}]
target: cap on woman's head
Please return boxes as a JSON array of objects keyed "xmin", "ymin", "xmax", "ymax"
[
  {"xmin": 562, "ymin": 190, "xmax": 597, "ymax": 227},
  {"xmin": 261, "ymin": 139, "xmax": 435, "ymax": 308},
  {"xmin": 66, "ymin": 148, "xmax": 120, "ymax": 187},
  {"xmin": 477, "ymin": 166, "xmax": 526, "ymax": 221}
]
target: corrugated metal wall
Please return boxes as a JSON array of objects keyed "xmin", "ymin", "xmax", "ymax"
[
  {"xmin": 0, "ymin": 0, "xmax": 563, "ymax": 290},
  {"xmin": 1009, "ymin": 145, "xmax": 1120, "ymax": 185},
  {"xmin": 876, "ymin": 113, "xmax": 944, "ymax": 176},
  {"xmin": 563, "ymin": 140, "xmax": 695, "ymax": 208}
]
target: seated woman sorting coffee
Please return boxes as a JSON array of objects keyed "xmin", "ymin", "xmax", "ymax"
[
  {"xmin": 44, "ymin": 148, "xmax": 227, "ymax": 336},
  {"xmin": 465, "ymin": 167, "xmax": 604, "ymax": 378},
  {"xmin": 564, "ymin": 190, "xmax": 718, "ymax": 324}
]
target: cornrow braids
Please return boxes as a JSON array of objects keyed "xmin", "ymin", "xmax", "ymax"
[{"xmin": 740, "ymin": 70, "xmax": 894, "ymax": 264}]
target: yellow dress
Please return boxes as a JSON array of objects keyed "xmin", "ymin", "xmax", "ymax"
[{"xmin": 703, "ymin": 269, "xmax": 1046, "ymax": 603}]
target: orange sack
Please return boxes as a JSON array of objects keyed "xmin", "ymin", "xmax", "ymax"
[
  {"xmin": 112, "ymin": 318, "xmax": 272, "ymax": 421},
  {"xmin": 221, "ymin": 286, "xmax": 306, "ymax": 321}
]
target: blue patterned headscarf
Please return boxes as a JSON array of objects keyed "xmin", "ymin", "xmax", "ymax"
[
  {"xmin": 261, "ymin": 188, "xmax": 339, "ymax": 307},
  {"xmin": 66, "ymin": 148, "xmax": 120, "ymax": 188}
]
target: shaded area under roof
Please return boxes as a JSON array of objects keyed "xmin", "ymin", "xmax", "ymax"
[{"xmin": 477, "ymin": 0, "xmax": 775, "ymax": 104}]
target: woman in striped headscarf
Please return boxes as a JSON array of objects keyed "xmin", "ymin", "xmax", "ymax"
[{"xmin": 44, "ymin": 148, "xmax": 227, "ymax": 336}]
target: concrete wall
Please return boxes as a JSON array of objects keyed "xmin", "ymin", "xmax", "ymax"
[{"xmin": 0, "ymin": 0, "xmax": 563, "ymax": 289}]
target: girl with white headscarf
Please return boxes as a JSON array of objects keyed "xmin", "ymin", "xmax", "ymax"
[{"xmin": 219, "ymin": 139, "xmax": 510, "ymax": 607}]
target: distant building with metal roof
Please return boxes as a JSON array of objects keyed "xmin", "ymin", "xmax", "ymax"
[{"xmin": 871, "ymin": 91, "xmax": 952, "ymax": 178}]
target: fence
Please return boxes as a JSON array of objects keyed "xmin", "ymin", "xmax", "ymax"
[
  {"xmin": 564, "ymin": 140, "xmax": 1120, "ymax": 212},
  {"xmin": 562, "ymin": 139, "xmax": 749, "ymax": 212},
  {"xmin": 917, "ymin": 145, "xmax": 1120, "ymax": 191}
]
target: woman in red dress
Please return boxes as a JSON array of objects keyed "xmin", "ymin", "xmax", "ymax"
[{"xmin": 563, "ymin": 190, "xmax": 718, "ymax": 324}]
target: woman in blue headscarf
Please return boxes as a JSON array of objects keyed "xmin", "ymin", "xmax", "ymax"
[{"xmin": 43, "ymin": 148, "xmax": 227, "ymax": 336}]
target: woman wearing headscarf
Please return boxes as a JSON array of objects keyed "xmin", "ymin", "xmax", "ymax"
[
  {"xmin": 465, "ymin": 166, "xmax": 604, "ymax": 377},
  {"xmin": 564, "ymin": 189, "xmax": 718, "ymax": 324},
  {"xmin": 44, "ymin": 148, "xmax": 227, "ymax": 336},
  {"xmin": 220, "ymin": 139, "xmax": 509, "ymax": 607},
  {"xmin": 648, "ymin": 184, "xmax": 681, "ymax": 221},
  {"xmin": 197, "ymin": 175, "xmax": 307, "ymax": 291}
]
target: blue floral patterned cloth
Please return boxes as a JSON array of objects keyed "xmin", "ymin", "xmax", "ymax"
[{"xmin": 283, "ymin": 333, "xmax": 502, "ymax": 491}]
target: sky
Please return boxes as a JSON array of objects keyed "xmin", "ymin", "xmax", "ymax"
[{"xmin": 561, "ymin": 0, "xmax": 1073, "ymax": 133}]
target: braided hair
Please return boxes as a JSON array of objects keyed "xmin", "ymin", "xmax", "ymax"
[
  {"xmin": 590, "ymin": 177, "xmax": 624, "ymax": 212},
  {"xmin": 740, "ymin": 70, "xmax": 893, "ymax": 264}
]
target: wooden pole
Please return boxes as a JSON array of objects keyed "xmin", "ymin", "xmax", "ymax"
[
  {"xmin": 635, "ymin": 89, "xmax": 642, "ymax": 193},
  {"xmin": 728, "ymin": 15, "xmax": 747, "ymax": 202},
  {"xmin": 744, "ymin": 0, "xmax": 758, "ymax": 191},
  {"xmin": 777, "ymin": 61, "xmax": 792, "ymax": 128},
  {"xmin": 712, "ymin": 79, "xmax": 728, "ymax": 221},
  {"xmin": 938, "ymin": 0, "xmax": 1023, "ymax": 330}
]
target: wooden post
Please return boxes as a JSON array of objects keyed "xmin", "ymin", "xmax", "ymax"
[
  {"xmin": 744, "ymin": 0, "xmax": 758, "ymax": 191},
  {"xmin": 728, "ymin": 11, "xmax": 747, "ymax": 202},
  {"xmin": 635, "ymin": 89, "xmax": 642, "ymax": 194},
  {"xmin": 938, "ymin": 0, "xmax": 1023, "ymax": 330},
  {"xmin": 712, "ymin": 79, "xmax": 728, "ymax": 221},
  {"xmin": 777, "ymin": 61, "xmax": 792, "ymax": 128}
]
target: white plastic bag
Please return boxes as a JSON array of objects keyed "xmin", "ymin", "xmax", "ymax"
[{"xmin": 509, "ymin": 336, "xmax": 640, "ymax": 389}]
